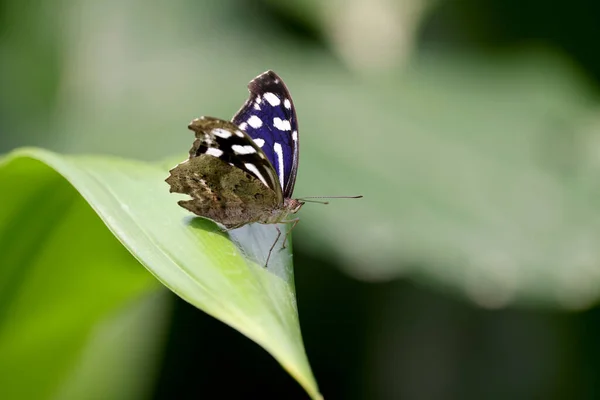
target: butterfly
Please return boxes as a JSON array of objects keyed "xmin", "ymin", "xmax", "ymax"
[{"xmin": 166, "ymin": 70, "xmax": 305, "ymax": 265}]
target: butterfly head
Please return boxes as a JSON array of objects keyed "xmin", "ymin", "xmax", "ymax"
[
  {"xmin": 264, "ymin": 197, "xmax": 304, "ymax": 225},
  {"xmin": 285, "ymin": 198, "xmax": 305, "ymax": 213}
]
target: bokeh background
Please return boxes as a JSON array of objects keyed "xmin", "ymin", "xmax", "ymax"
[{"xmin": 3, "ymin": 0, "xmax": 600, "ymax": 398}]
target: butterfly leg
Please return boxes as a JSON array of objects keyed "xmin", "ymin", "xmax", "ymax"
[
  {"xmin": 264, "ymin": 219, "xmax": 299, "ymax": 267},
  {"xmin": 281, "ymin": 218, "xmax": 300, "ymax": 249},
  {"xmin": 265, "ymin": 226, "xmax": 282, "ymax": 268}
]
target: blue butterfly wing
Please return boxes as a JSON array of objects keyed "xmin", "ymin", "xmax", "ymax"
[{"xmin": 232, "ymin": 71, "xmax": 299, "ymax": 198}]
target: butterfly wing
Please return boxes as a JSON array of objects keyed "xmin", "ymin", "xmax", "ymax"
[
  {"xmin": 232, "ymin": 70, "xmax": 299, "ymax": 198},
  {"xmin": 166, "ymin": 153, "xmax": 282, "ymax": 228},
  {"xmin": 186, "ymin": 116, "xmax": 284, "ymax": 203}
]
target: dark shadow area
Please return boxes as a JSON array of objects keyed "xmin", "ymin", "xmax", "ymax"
[
  {"xmin": 150, "ymin": 289, "xmax": 308, "ymax": 400},
  {"xmin": 238, "ymin": 0, "xmax": 327, "ymax": 49},
  {"xmin": 421, "ymin": 0, "xmax": 600, "ymax": 86}
]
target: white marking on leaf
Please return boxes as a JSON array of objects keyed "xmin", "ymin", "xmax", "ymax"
[
  {"xmin": 206, "ymin": 148, "xmax": 223, "ymax": 157},
  {"xmin": 273, "ymin": 117, "xmax": 291, "ymax": 131},
  {"xmin": 232, "ymin": 145, "xmax": 256, "ymax": 155},
  {"xmin": 244, "ymin": 163, "xmax": 268, "ymax": 187},
  {"xmin": 264, "ymin": 92, "xmax": 281, "ymax": 106},
  {"xmin": 212, "ymin": 128, "xmax": 232, "ymax": 138},
  {"xmin": 253, "ymin": 138, "xmax": 265, "ymax": 147},
  {"xmin": 273, "ymin": 143, "xmax": 285, "ymax": 190},
  {"xmin": 247, "ymin": 115, "xmax": 263, "ymax": 128},
  {"xmin": 284, "ymin": 99, "xmax": 291, "ymax": 109}
]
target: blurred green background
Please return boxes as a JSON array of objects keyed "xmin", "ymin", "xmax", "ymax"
[{"xmin": 3, "ymin": 0, "xmax": 600, "ymax": 398}]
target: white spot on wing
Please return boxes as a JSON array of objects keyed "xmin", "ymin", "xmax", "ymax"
[
  {"xmin": 263, "ymin": 92, "xmax": 281, "ymax": 106},
  {"xmin": 238, "ymin": 122, "xmax": 248, "ymax": 132},
  {"xmin": 206, "ymin": 148, "xmax": 223, "ymax": 157},
  {"xmin": 244, "ymin": 163, "xmax": 268, "ymax": 187},
  {"xmin": 273, "ymin": 143, "xmax": 285, "ymax": 190},
  {"xmin": 232, "ymin": 144, "xmax": 256, "ymax": 155},
  {"xmin": 273, "ymin": 117, "xmax": 291, "ymax": 131},
  {"xmin": 284, "ymin": 99, "xmax": 291, "ymax": 109},
  {"xmin": 212, "ymin": 128, "xmax": 232, "ymax": 138},
  {"xmin": 253, "ymin": 138, "xmax": 265, "ymax": 147},
  {"xmin": 292, "ymin": 130, "xmax": 298, "ymax": 142},
  {"xmin": 253, "ymin": 96, "xmax": 261, "ymax": 110},
  {"xmin": 247, "ymin": 115, "xmax": 263, "ymax": 128}
]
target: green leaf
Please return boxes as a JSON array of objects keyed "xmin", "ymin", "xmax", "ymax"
[
  {"xmin": 0, "ymin": 150, "xmax": 163, "ymax": 399},
  {"xmin": 0, "ymin": 148, "xmax": 320, "ymax": 399}
]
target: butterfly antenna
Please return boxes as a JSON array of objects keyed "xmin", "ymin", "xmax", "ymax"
[
  {"xmin": 297, "ymin": 195, "xmax": 363, "ymax": 205},
  {"xmin": 300, "ymin": 199, "xmax": 330, "ymax": 205},
  {"xmin": 299, "ymin": 195, "xmax": 363, "ymax": 199}
]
